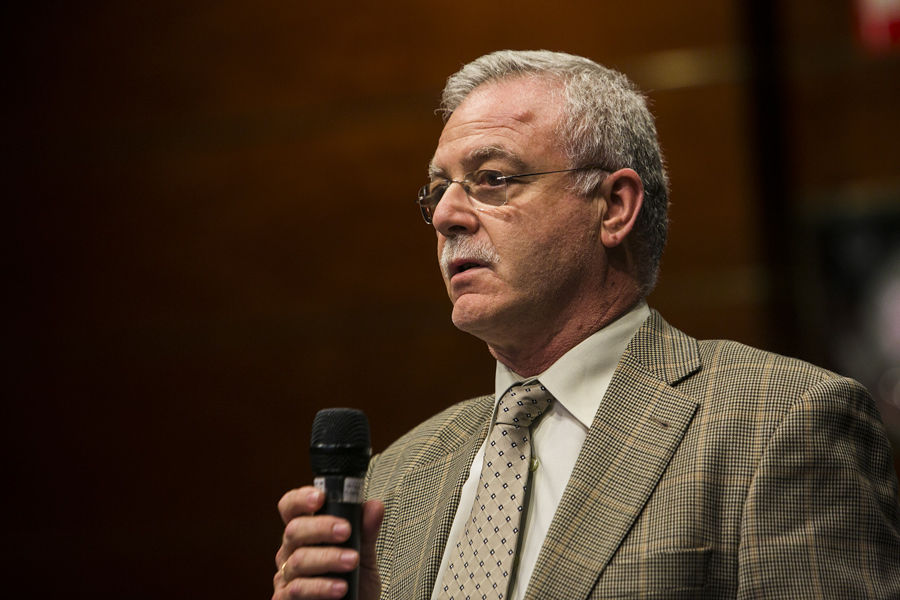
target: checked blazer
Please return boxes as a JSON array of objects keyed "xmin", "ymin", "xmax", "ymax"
[{"xmin": 364, "ymin": 311, "xmax": 900, "ymax": 598}]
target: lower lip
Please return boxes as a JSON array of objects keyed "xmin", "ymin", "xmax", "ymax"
[{"xmin": 451, "ymin": 266, "xmax": 486, "ymax": 282}]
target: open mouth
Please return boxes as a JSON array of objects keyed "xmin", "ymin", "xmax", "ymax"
[{"xmin": 450, "ymin": 259, "xmax": 486, "ymax": 277}]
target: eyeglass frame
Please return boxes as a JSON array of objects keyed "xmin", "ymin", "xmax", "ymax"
[{"xmin": 415, "ymin": 165, "xmax": 612, "ymax": 224}]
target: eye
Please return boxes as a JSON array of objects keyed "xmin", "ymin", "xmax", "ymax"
[
  {"xmin": 426, "ymin": 179, "xmax": 450, "ymax": 199},
  {"xmin": 471, "ymin": 170, "xmax": 506, "ymax": 188}
]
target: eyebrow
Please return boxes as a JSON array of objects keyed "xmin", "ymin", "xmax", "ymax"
[{"xmin": 428, "ymin": 145, "xmax": 529, "ymax": 179}]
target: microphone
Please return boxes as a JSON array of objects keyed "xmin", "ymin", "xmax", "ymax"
[{"xmin": 310, "ymin": 408, "xmax": 371, "ymax": 600}]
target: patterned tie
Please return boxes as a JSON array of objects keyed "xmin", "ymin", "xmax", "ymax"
[{"xmin": 440, "ymin": 381, "xmax": 554, "ymax": 600}]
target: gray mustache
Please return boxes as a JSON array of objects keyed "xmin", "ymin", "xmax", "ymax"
[{"xmin": 440, "ymin": 236, "xmax": 501, "ymax": 277}]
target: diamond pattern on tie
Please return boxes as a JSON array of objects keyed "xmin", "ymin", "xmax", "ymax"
[{"xmin": 439, "ymin": 381, "xmax": 553, "ymax": 600}]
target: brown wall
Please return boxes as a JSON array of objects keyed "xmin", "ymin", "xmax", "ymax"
[{"xmin": 9, "ymin": 1, "xmax": 899, "ymax": 597}]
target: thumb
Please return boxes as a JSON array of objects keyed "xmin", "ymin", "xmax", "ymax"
[
  {"xmin": 358, "ymin": 499, "xmax": 385, "ymax": 599},
  {"xmin": 360, "ymin": 499, "xmax": 384, "ymax": 568}
]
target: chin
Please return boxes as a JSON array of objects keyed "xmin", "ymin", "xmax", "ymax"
[
  {"xmin": 450, "ymin": 299, "xmax": 505, "ymax": 340},
  {"xmin": 450, "ymin": 307, "xmax": 482, "ymax": 335}
]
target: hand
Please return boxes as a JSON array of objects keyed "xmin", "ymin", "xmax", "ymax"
[{"xmin": 273, "ymin": 486, "xmax": 384, "ymax": 600}]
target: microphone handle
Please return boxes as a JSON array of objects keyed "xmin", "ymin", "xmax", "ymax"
[{"xmin": 314, "ymin": 474, "xmax": 364, "ymax": 600}]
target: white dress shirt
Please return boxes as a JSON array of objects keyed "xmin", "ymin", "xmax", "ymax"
[{"xmin": 431, "ymin": 302, "xmax": 651, "ymax": 600}]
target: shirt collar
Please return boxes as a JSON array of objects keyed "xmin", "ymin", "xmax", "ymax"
[{"xmin": 494, "ymin": 301, "xmax": 650, "ymax": 428}]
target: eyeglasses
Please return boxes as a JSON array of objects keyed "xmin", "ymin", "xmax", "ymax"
[{"xmin": 415, "ymin": 165, "xmax": 608, "ymax": 224}]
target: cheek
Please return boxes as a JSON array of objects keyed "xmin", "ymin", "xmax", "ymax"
[
  {"xmin": 490, "ymin": 237, "xmax": 555, "ymax": 296},
  {"xmin": 511, "ymin": 226, "xmax": 596, "ymax": 285}
]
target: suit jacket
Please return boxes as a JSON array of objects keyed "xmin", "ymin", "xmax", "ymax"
[{"xmin": 364, "ymin": 311, "xmax": 900, "ymax": 598}]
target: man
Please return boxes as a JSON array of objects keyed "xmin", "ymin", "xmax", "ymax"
[{"xmin": 274, "ymin": 50, "xmax": 900, "ymax": 599}]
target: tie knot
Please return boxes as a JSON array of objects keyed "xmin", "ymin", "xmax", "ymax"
[{"xmin": 496, "ymin": 381, "xmax": 554, "ymax": 427}]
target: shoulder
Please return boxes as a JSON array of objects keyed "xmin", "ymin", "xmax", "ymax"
[
  {"xmin": 693, "ymin": 338, "xmax": 882, "ymax": 439},
  {"xmin": 691, "ymin": 337, "xmax": 877, "ymax": 425},
  {"xmin": 631, "ymin": 310, "xmax": 879, "ymax": 435},
  {"xmin": 365, "ymin": 394, "xmax": 493, "ymax": 497},
  {"xmin": 385, "ymin": 394, "xmax": 494, "ymax": 461},
  {"xmin": 693, "ymin": 337, "xmax": 850, "ymax": 398},
  {"xmin": 637, "ymin": 309, "xmax": 861, "ymax": 400}
]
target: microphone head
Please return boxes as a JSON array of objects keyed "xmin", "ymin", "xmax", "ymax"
[{"xmin": 310, "ymin": 408, "xmax": 371, "ymax": 476}]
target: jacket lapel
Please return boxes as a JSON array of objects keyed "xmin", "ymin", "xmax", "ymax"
[
  {"xmin": 525, "ymin": 312, "xmax": 701, "ymax": 599},
  {"xmin": 384, "ymin": 396, "xmax": 493, "ymax": 600}
]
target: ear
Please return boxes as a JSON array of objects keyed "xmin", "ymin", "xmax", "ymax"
[{"xmin": 599, "ymin": 168, "xmax": 643, "ymax": 248}]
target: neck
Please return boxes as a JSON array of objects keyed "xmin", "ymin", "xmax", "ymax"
[{"xmin": 487, "ymin": 284, "xmax": 642, "ymax": 377}]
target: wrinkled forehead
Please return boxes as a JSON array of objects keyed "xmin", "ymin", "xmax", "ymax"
[
  {"xmin": 430, "ymin": 77, "xmax": 567, "ymax": 175},
  {"xmin": 445, "ymin": 72, "xmax": 566, "ymax": 121}
]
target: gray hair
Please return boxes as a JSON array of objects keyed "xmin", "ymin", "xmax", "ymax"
[{"xmin": 440, "ymin": 50, "xmax": 669, "ymax": 295}]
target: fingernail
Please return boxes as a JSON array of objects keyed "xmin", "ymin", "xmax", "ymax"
[
  {"xmin": 333, "ymin": 521, "xmax": 351, "ymax": 538},
  {"xmin": 330, "ymin": 580, "xmax": 348, "ymax": 597},
  {"xmin": 340, "ymin": 550, "xmax": 358, "ymax": 567},
  {"xmin": 308, "ymin": 488, "xmax": 323, "ymax": 502}
]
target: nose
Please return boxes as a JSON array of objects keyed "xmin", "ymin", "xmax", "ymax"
[{"xmin": 431, "ymin": 181, "xmax": 479, "ymax": 237}]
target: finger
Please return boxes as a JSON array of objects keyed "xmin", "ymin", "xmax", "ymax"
[
  {"xmin": 276, "ymin": 517, "xmax": 352, "ymax": 567},
  {"xmin": 278, "ymin": 487, "xmax": 325, "ymax": 524},
  {"xmin": 274, "ymin": 576, "xmax": 349, "ymax": 600},
  {"xmin": 282, "ymin": 546, "xmax": 359, "ymax": 581}
]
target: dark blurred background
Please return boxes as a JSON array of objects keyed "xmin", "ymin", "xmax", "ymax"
[{"xmin": 7, "ymin": 0, "xmax": 899, "ymax": 597}]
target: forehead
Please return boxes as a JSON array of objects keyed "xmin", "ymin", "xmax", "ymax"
[{"xmin": 431, "ymin": 76, "xmax": 566, "ymax": 174}]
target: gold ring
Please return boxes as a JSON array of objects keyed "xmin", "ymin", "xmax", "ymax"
[{"xmin": 280, "ymin": 561, "xmax": 288, "ymax": 579}]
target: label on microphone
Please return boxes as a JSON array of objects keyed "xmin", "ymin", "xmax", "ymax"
[{"xmin": 314, "ymin": 476, "xmax": 364, "ymax": 503}]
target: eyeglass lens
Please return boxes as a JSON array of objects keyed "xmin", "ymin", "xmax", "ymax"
[{"xmin": 418, "ymin": 170, "xmax": 509, "ymax": 223}]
